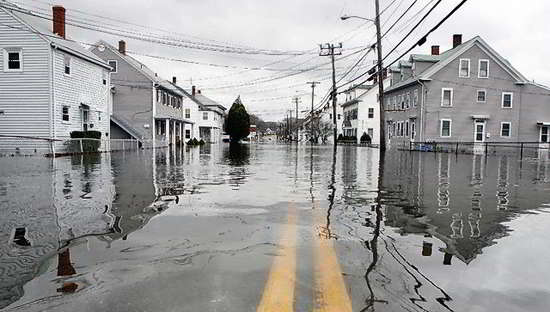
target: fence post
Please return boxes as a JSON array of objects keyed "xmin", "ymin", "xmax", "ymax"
[
  {"xmin": 484, "ymin": 142, "xmax": 488, "ymax": 154},
  {"xmin": 79, "ymin": 139, "xmax": 83, "ymax": 153},
  {"xmin": 520, "ymin": 142, "xmax": 524, "ymax": 160},
  {"xmin": 455, "ymin": 142, "xmax": 459, "ymax": 155}
]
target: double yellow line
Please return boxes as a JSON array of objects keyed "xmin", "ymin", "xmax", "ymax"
[{"xmin": 256, "ymin": 202, "xmax": 352, "ymax": 312}]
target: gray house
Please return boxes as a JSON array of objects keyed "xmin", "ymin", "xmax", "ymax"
[
  {"xmin": 90, "ymin": 40, "xmax": 193, "ymax": 147},
  {"xmin": 384, "ymin": 35, "xmax": 550, "ymax": 147}
]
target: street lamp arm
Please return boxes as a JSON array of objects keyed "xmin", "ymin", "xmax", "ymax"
[{"xmin": 340, "ymin": 15, "xmax": 375, "ymax": 22}]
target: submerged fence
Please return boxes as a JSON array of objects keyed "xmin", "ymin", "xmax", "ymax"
[
  {"xmin": 0, "ymin": 135, "xmax": 171, "ymax": 157},
  {"xmin": 401, "ymin": 141, "xmax": 550, "ymax": 159}
]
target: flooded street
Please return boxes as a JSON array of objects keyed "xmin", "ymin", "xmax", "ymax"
[{"xmin": 1, "ymin": 144, "xmax": 550, "ymax": 312}]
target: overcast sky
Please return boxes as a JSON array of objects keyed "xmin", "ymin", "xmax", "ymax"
[{"xmin": 10, "ymin": 0, "xmax": 550, "ymax": 121}]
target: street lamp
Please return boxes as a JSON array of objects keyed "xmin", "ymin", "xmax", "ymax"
[
  {"xmin": 340, "ymin": 15, "xmax": 375, "ymax": 23},
  {"xmin": 341, "ymin": 5, "xmax": 387, "ymax": 152}
]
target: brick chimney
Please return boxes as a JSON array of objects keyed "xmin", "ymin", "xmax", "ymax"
[
  {"xmin": 431, "ymin": 45, "xmax": 440, "ymax": 55},
  {"xmin": 192, "ymin": 86, "xmax": 196, "ymax": 97},
  {"xmin": 453, "ymin": 34, "xmax": 462, "ymax": 49},
  {"xmin": 172, "ymin": 76, "xmax": 177, "ymax": 84},
  {"xmin": 52, "ymin": 6, "xmax": 65, "ymax": 39},
  {"xmin": 118, "ymin": 40, "xmax": 126, "ymax": 55}
]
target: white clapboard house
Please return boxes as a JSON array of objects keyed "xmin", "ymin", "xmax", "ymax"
[{"xmin": 0, "ymin": 3, "xmax": 112, "ymax": 154}]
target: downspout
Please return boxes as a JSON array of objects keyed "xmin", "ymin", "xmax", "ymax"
[
  {"xmin": 50, "ymin": 46, "xmax": 56, "ymax": 155},
  {"xmin": 417, "ymin": 79, "xmax": 427, "ymax": 142},
  {"xmin": 152, "ymin": 82, "xmax": 156, "ymax": 147}
]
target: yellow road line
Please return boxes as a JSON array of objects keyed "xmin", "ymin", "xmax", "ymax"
[
  {"xmin": 257, "ymin": 203, "xmax": 297, "ymax": 312},
  {"xmin": 313, "ymin": 201, "xmax": 353, "ymax": 312}
]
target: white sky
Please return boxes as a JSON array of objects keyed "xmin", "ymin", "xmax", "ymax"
[{"xmin": 9, "ymin": 0, "xmax": 550, "ymax": 121}]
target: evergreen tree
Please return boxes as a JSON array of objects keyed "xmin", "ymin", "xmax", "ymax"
[{"xmin": 225, "ymin": 96, "xmax": 250, "ymax": 142}]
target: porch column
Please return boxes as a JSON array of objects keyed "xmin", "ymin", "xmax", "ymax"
[
  {"xmin": 165, "ymin": 119, "xmax": 169, "ymax": 146},
  {"xmin": 181, "ymin": 122, "xmax": 184, "ymax": 147},
  {"xmin": 171, "ymin": 120, "xmax": 176, "ymax": 146}
]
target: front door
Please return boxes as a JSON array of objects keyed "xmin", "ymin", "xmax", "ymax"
[
  {"xmin": 541, "ymin": 126, "xmax": 549, "ymax": 143},
  {"xmin": 474, "ymin": 121, "xmax": 485, "ymax": 142}
]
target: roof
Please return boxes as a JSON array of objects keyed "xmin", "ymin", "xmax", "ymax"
[
  {"xmin": 1, "ymin": 4, "xmax": 110, "ymax": 69},
  {"xmin": 194, "ymin": 93, "xmax": 227, "ymax": 112},
  {"xmin": 386, "ymin": 36, "xmax": 529, "ymax": 93}
]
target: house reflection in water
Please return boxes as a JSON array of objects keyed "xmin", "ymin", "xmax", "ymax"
[
  {"xmin": 0, "ymin": 149, "xmax": 181, "ymax": 309},
  {"xmin": 383, "ymin": 151, "xmax": 550, "ymax": 265}
]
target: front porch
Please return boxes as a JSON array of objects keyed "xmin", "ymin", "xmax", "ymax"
[{"xmin": 155, "ymin": 118, "xmax": 194, "ymax": 146}]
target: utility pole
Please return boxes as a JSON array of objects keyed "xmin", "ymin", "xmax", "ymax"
[
  {"xmin": 289, "ymin": 110, "xmax": 293, "ymax": 141},
  {"xmin": 320, "ymin": 43, "xmax": 343, "ymax": 146},
  {"xmin": 374, "ymin": 0, "xmax": 387, "ymax": 152},
  {"xmin": 306, "ymin": 81, "xmax": 320, "ymax": 142},
  {"xmin": 293, "ymin": 96, "xmax": 301, "ymax": 143}
]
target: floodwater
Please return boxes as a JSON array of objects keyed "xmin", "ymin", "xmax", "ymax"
[{"xmin": 1, "ymin": 144, "xmax": 550, "ymax": 312}]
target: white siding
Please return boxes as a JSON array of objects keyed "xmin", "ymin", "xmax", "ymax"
[
  {"xmin": 0, "ymin": 8, "xmax": 51, "ymax": 153},
  {"xmin": 52, "ymin": 49, "xmax": 110, "ymax": 147}
]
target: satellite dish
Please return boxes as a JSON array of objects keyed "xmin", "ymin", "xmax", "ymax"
[{"xmin": 98, "ymin": 44, "xmax": 105, "ymax": 52}]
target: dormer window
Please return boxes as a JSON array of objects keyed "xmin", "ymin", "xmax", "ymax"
[{"xmin": 459, "ymin": 59, "xmax": 470, "ymax": 78}]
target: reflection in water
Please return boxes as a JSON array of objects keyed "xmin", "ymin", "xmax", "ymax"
[{"xmin": 1, "ymin": 145, "xmax": 550, "ymax": 311}]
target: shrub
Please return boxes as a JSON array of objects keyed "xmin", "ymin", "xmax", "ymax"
[
  {"xmin": 199, "ymin": 139, "xmax": 205, "ymax": 145},
  {"xmin": 337, "ymin": 134, "xmax": 344, "ymax": 141},
  {"xmin": 68, "ymin": 131, "xmax": 102, "ymax": 152},
  {"xmin": 360, "ymin": 132, "xmax": 372, "ymax": 143}
]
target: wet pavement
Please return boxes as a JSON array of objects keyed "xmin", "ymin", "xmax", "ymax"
[{"xmin": 1, "ymin": 144, "xmax": 550, "ymax": 311}]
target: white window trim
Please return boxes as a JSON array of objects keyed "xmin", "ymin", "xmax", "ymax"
[
  {"xmin": 108, "ymin": 60, "xmax": 118, "ymax": 73},
  {"xmin": 440, "ymin": 119, "xmax": 452, "ymax": 137},
  {"xmin": 3, "ymin": 48, "xmax": 23, "ymax": 72},
  {"xmin": 500, "ymin": 122, "xmax": 512, "ymax": 137},
  {"xmin": 501, "ymin": 92, "xmax": 514, "ymax": 108},
  {"xmin": 477, "ymin": 89, "xmax": 487, "ymax": 103},
  {"xmin": 459, "ymin": 58, "xmax": 471, "ymax": 78},
  {"xmin": 478, "ymin": 59, "xmax": 490, "ymax": 79},
  {"xmin": 61, "ymin": 106, "xmax": 70, "ymax": 123},
  {"xmin": 64, "ymin": 55, "xmax": 71, "ymax": 76},
  {"xmin": 441, "ymin": 88, "xmax": 454, "ymax": 107}
]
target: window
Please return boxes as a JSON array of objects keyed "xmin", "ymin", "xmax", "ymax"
[
  {"xmin": 368, "ymin": 108, "xmax": 374, "ymax": 119},
  {"xmin": 411, "ymin": 120, "xmax": 416, "ymax": 140},
  {"xmin": 4, "ymin": 49, "xmax": 22, "ymax": 71},
  {"xmin": 477, "ymin": 90, "xmax": 487, "ymax": 103},
  {"xmin": 338, "ymin": 114, "xmax": 341, "ymax": 120},
  {"xmin": 479, "ymin": 59, "xmax": 489, "ymax": 78},
  {"xmin": 502, "ymin": 92, "xmax": 513, "ymax": 108},
  {"xmin": 62, "ymin": 106, "xmax": 70, "ymax": 122},
  {"xmin": 108, "ymin": 60, "xmax": 117, "ymax": 73},
  {"xmin": 162, "ymin": 92, "xmax": 167, "ymax": 105},
  {"xmin": 185, "ymin": 108, "xmax": 191, "ymax": 119},
  {"xmin": 459, "ymin": 59, "xmax": 470, "ymax": 78},
  {"xmin": 406, "ymin": 93, "xmax": 410, "ymax": 109},
  {"xmin": 541, "ymin": 126, "xmax": 549, "ymax": 143},
  {"xmin": 501, "ymin": 122, "xmax": 511, "ymax": 137},
  {"xmin": 401, "ymin": 95, "xmax": 405, "ymax": 110},
  {"xmin": 413, "ymin": 90, "xmax": 418, "ymax": 107},
  {"xmin": 185, "ymin": 129, "xmax": 191, "ymax": 139},
  {"xmin": 440, "ymin": 119, "xmax": 452, "ymax": 137},
  {"xmin": 405, "ymin": 121, "xmax": 409, "ymax": 137},
  {"xmin": 64, "ymin": 55, "xmax": 71, "ymax": 75},
  {"xmin": 441, "ymin": 88, "xmax": 453, "ymax": 107},
  {"xmin": 203, "ymin": 112, "xmax": 208, "ymax": 120},
  {"xmin": 102, "ymin": 71, "xmax": 107, "ymax": 85}
]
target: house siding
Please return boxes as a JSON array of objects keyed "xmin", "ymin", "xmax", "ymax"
[
  {"xmin": 90, "ymin": 46, "xmax": 154, "ymax": 141},
  {"xmin": 423, "ymin": 44, "xmax": 522, "ymax": 142},
  {"xmin": 0, "ymin": 8, "xmax": 51, "ymax": 153},
  {"xmin": 52, "ymin": 49, "xmax": 111, "ymax": 148}
]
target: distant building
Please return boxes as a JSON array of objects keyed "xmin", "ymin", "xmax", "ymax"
[
  {"xmin": 193, "ymin": 88, "xmax": 226, "ymax": 143},
  {"xmin": 384, "ymin": 35, "xmax": 550, "ymax": 146},
  {"xmin": 91, "ymin": 40, "xmax": 192, "ymax": 147},
  {"xmin": 0, "ymin": 4, "xmax": 112, "ymax": 154},
  {"xmin": 340, "ymin": 76, "xmax": 390, "ymax": 145}
]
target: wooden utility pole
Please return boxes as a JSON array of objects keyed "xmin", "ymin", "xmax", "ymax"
[
  {"xmin": 320, "ymin": 43, "xmax": 342, "ymax": 146},
  {"xmin": 306, "ymin": 81, "xmax": 320, "ymax": 142},
  {"xmin": 374, "ymin": 0, "xmax": 387, "ymax": 152},
  {"xmin": 293, "ymin": 96, "xmax": 301, "ymax": 142}
]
